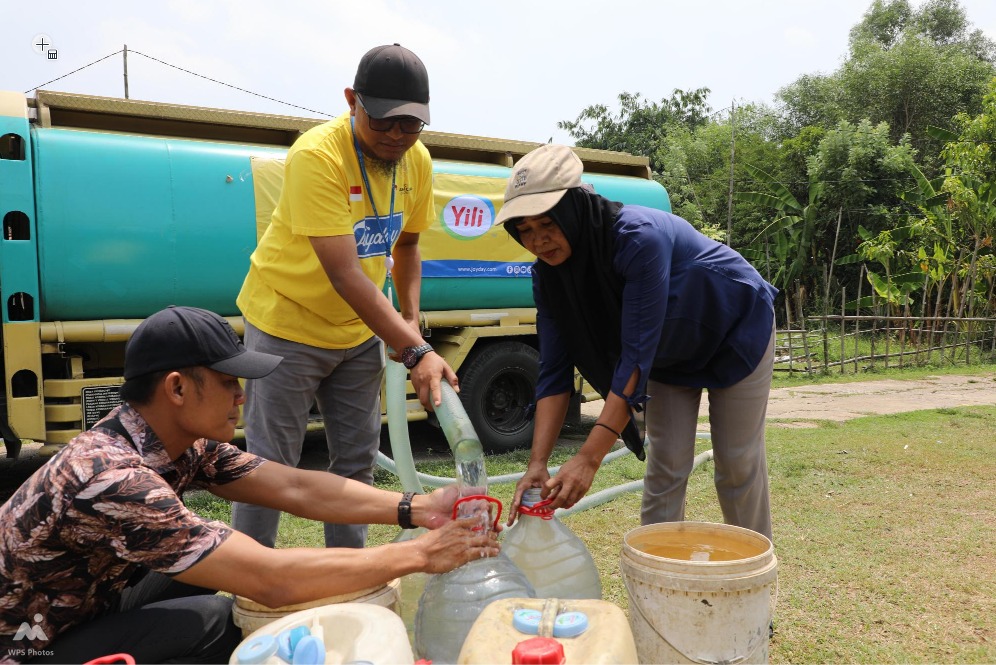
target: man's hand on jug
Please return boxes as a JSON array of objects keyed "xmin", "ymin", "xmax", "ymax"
[{"xmin": 414, "ymin": 517, "xmax": 500, "ymax": 574}]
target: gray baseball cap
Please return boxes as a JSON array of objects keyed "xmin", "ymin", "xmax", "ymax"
[{"xmin": 353, "ymin": 43, "xmax": 430, "ymax": 123}]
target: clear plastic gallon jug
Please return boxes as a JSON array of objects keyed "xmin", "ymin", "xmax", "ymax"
[
  {"xmin": 393, "ymin": 526, "xmax": 429, "ymax": 641},
  {"xmin": 501, "ymin": 488, "xmax": 602, "ymax": 600},
  {"xmin": 414, "ymin": 380, "xmax": 536, "ymax": 663},
  {"xmin": 414, "ymin": 552, "xmax": 536, "ymax": 665}
]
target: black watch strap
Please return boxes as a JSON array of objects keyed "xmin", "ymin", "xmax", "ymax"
[
  {"xmin": 398, "ymin": 491, "xmax": 416, "ymax": 529},
  {"xmin": 402, "ymin": 343, "xmax": 434, "ymax": 369}
]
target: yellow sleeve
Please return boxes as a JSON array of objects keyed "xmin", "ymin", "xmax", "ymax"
[
  {"xmin": 284, "ymin": 147, "xmax": 354, "ymax": 238},
  {"xmin": 403, "ymin": 142, "xmax": 435, "ymax": 234}
]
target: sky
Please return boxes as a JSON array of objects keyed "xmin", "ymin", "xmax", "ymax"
[{"xmin": 4, "ymin": 0, "xmax": 996, "ymax": 146}]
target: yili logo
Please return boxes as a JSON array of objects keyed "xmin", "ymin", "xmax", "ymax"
[{"xmin": 442, "ymin": 196, "xmax": 495, "ymax": 239}]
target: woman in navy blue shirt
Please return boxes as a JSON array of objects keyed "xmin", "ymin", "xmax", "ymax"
[{"xmin": 497, "ymin": 145, "xmax": 777, "ymax": 540}]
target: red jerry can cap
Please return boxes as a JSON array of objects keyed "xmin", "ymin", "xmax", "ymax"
[{"xmin": 512, "ymin": 637, "xmax": 566, "ymax": 665}]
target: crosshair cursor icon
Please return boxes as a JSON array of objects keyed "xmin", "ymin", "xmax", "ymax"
[{"xmin": 32, "ymin": 34, "xmax": 56, "ymax": 57}]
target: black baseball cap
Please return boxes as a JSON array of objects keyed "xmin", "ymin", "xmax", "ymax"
[
  {"xmin": 353, "ymin": 43, "xmax": 430, "ymax": 124},
  {"xmin": 124, "ymin": 306, "xmax": 282, "ymax": 380}
]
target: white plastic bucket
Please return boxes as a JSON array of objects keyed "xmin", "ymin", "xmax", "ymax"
[
  {"xmin": 232, "ymin": 578, "xmax": 401, "ymax": 637},
  {"xmin": 620, "ymin": 522, "xmax": 777, "ymax": 664}
]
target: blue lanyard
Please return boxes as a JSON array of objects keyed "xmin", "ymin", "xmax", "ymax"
[{"xmin": 351, "ymin": 117, "xmax": 396, "ymax": 272}]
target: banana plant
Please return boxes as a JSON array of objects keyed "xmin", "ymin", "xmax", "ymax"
[
  {"xmin": 736, "ymin": 163, "xmax": 825, "ymax": 293},
  {"xmin": 899, "ymin": 161, "xmax": 956, "ymax": 317},
  {"xmin": 855, "ymin": 225, "xmax": 921, "ymax": 309}
]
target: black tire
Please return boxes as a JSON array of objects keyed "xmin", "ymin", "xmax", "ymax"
[{"xmin": 458, "ymin": 341, "xmax": 538, "ymax": 452}]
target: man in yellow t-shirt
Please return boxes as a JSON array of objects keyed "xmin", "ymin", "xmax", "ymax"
[{"xmin": 232, "ymin": 44, "xmax": 457, "ymax": 549}]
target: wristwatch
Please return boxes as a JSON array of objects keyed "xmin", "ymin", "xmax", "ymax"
[
  {"xmin": 398, "ymin": 491, "xmax": 416, "ymax": 529},
  {"xmin": 401, "ymin": 343, "xmax": 434, "ymax": 369}
]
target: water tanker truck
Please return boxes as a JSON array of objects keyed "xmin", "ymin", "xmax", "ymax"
[{"xmin": 0, "ymin": 89, "xmax": 670, "ymax": 460}]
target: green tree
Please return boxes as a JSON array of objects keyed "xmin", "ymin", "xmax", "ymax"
[
  {"xmin": 557, "ymin": 89, "xmax": 712, "ymax": 168},
  {"xmin": 735, "ymin": 164, "xmax": 827, "ymax": 297},
  {"xmin": 807, "ymin": 119, "xmax": 918, "ymax": 293},
  {"xmin": 936, "ymin": 77, "xmax": 996, "ymax": 317},
  {"xmin": 778, "ymin": 0, "xmax": 995, "ymax": 168},
  {"xmin": 651, "ymin": 103, "xmax": 786, "ymax": 244}
]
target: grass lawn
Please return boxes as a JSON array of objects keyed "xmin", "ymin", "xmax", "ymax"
[{"xmin": 187, "ymin": 404, "xmax": 996, "ymax": 663}]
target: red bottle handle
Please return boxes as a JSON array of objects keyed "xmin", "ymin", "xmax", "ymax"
[
  {"xmin": 451, "ymin": 494, "xmax": 502, "ymax": 532},
  {"xmin": 518, "ymin": 498, "xmax": 555, "ymax": 520}
]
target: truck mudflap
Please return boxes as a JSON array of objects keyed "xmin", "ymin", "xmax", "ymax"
[{"xmin": 1, "ymin": 416, "xmax": 21, "ymax": 459}]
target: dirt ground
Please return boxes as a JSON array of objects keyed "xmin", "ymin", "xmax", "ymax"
[
  {"xmin": 580, "ymin": 372, "xmax": 996, "ymax": 429},
  {"xmin": 3, "ymin": 373, "xmax": 996, "ymax": 500}
]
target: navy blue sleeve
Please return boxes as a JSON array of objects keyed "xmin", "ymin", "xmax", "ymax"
[
  {"xmin": 533, "ymin": 271, "xmax": 575, "ymax": 401},
  {"xmin": 610, "ymin": 212, "xmax": 672, "ymax": 406}
]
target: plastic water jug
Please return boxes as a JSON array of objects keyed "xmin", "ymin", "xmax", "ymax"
[
  {"xmin": 414, "ymin": 379, "xmax": 536, "ymax": 663},
  {"xmin": 392, "ymin": 526, "xmax": 430, "ymax": 641},
  {"xmin": 457, "ymin": 597, "xmax": 638, "ymax": 664},
  {"xmin": 414, "ymin": 551, "xmax": 536, "ymax": 665},
  {"xmin": 501, "ymin": 488, "xmax": 602, "ymax": 600},
  {"xmin": 229, "ymin": 603, "xmax": 414, "ymax": 665},
  {"xmin": 231, "ymin": 580, "xmax": 400, "ymax": 637},
  {"xmin": 415, "ymin": 493, "xmax": 535, "ymax": 664}
]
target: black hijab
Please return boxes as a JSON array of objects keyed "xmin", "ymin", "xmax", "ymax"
[{"xmin": 507, "ymin": 187, "xmax": 645, "ymax": 460}]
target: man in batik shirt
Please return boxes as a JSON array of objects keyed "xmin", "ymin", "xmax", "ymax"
[{"xmin": 0, "ymin": 306, "xmax": 497, "ymax": 664}]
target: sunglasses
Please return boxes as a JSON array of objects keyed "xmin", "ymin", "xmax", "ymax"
[{"xmin": 356, "ymin": 96, "xmax": 425, "ymax": 134}]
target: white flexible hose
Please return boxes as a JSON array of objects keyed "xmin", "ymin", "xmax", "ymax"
[{"xmin": 383, "ymin": 359, "xmax": 423, "ymax": 494}]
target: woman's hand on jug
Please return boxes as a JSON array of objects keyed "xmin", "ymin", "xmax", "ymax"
[
  {"xmin": 507, "ymin": 461, "xmax": 550, "ymax": 526},
  {"xmin": 541, "ymin": 453, "xmax": 599, "ymax": 511}
]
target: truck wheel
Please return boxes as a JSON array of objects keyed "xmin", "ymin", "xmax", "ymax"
[{"xmin": 458, "ymin": 341, "xmax": 538, "ymax": 453}]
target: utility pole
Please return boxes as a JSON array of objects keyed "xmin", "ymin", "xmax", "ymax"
[
  {"xmin": 123, "ymin": 44, "xmax": 130, "ymax": 99},
  {"xmin": 726, "ymin": 100, "xmax": 736, "ymax": 247}
]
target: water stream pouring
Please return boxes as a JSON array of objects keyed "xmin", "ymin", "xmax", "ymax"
[{"xmin": 413, "ymin": 380, "xmax": 536, "ymax": 664}]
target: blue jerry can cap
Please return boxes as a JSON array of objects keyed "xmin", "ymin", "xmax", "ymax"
[
  {"xmin": 291, "ymin": 635, "xmax": 325, "ymax": 664},
  {"xmin": 513, "ymin": 608, "xmax": 543, "ymax": 634},
  {"xmin": 235, "ymin": 634, "xmax": 277, "ymax": 664},
  {"xmin": 552, "ymin": 611, "xmax": 589, "ymax": 638}
]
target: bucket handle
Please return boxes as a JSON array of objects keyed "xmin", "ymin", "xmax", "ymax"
[{"xmin": 622, "ymin": 575, "xmax": 767, "ymax": 665}]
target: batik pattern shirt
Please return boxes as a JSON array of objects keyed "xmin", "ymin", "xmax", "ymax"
[{"xmin": 0, "ymin": 404, "xmax": 264, "ymax": 663}]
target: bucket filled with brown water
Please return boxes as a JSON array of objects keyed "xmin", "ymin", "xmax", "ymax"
[{"xmin": 620, "ymin": 521, "xmax": 777, "ymax": 664}]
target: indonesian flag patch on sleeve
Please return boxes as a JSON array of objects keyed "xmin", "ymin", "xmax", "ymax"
[{"xmin": 349, "ymin": 185, "xmax": 362, "ymax": 202}]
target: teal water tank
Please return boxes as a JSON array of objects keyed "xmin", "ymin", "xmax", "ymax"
[
  {"xmin": 32, "ymin": 129, "xmax": 670, "ymax": 320},
  {"xmin": 34, "ymin": 128, "xmax": 283, "ymax": 319}
]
